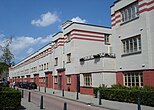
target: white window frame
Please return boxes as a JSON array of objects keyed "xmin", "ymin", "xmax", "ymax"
[
  {"xmin": 67, "ymin": 75, "xmax": 71, "ymax": 84},
  {"xmin": 67, "ymin": 53, "xmax": 71, "ymax": 63},
  {"xmin": 122, "ymin": 35, "xmax": 141, "ymax": 55},
  {"xmin": 83, "ymin": 74, "xmax": 92, "ymax": 87},
  {"xmin": 121, "ymin": 2, "xmax": 139, "ymax": 23},
  {"xmin": 124, "ymin": 72, "xmax": 143, "ymax": 87}
]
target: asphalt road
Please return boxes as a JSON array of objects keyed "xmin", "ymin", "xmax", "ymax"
[{"xmin": 23, "ymin": 90, "xmax": 109, "ymax": 110}]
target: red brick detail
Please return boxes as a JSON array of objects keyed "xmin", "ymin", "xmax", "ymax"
[
  {"xmin": 54, "ymin": 83, "xmax": 58, "ymax": 90},
  {"xmin": 18, "ymin": 76, "xmax": 20, "ymax": 82},
  {"xmin": 34, "ymin": 74, "xmax": 39, "ymax": 86},
  {"xmin": 143, "ymin": 70, "xmax": 154, "ymax": 87},
  {"xmin": 57, "ymin": 70, "xmax": 65, "ymax": 90},
  {"xmin": 21, "ymin": 76, "xmax": 24, "ymax": 82},
  {"xmin": 70, "ymin": 74, "xmax": 78, "ymax": 92},
  {"xmin": 39, "ymin": 77, "xmax": 45, "ymax": 87},
  {"xmin": 45, "ymin": 72, "xmax": 53, "ymax": 88},
  {"xmin": 27, "ymin": 75, "xmax": 31, "ymax": 82},
  {"xmin": 71, "ymin": 29, "xmax": 105, "ymax": 35},
  {"xmin": 80, "ymin": 86, "xmax": 94, "ymax": 95},
  {"xmin": 116, "ymin": 72, "xmax": 124, "ymax": 85},
  {"xmin": 30, "ymin": 78, "xmax": 34, "ymax": 82},
  {"xmin": 71, "ymin": 37, "xmax": 104, "ymax": 42}
]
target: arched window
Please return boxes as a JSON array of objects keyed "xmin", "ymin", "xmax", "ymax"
[
  {"xmin": 121, "ymin": 11, "xmax": 125, "ymax": 22},
  {"xmin": 132, "ymin": 5, "xmax": 136, "ymax": 18},
  {"xmin": 124, "ymin": 9, "xmax": 128, "ymax": 21}
]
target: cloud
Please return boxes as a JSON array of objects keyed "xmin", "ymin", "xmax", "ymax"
[
  {"xmin": 31, "ymin": 12, "xmax": 60, "ymax": 27},
  {"xmin": 27, "ymin": 48, "xmax": 34, "ymax": 54},
  {"xmin": 41, "ymin": 34, "xmax": 53, "ymax": 43},
  {"xmin": 71, "ymin": 17, "xmax": 87, "ymax": 23},
  {"xmin": 0, "ymin": 34, "xmax": 54, "ymax": 63}
]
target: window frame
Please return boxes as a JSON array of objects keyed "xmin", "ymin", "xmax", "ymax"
[
  {"xmin": 120, "ymin": 2, "xmax": 139, "ymax": 24},
  {"xmin": 66, "ymin": 75, "xmax": 71, "ymax": 84},
  {"xmin": 83, "ymin": 74, "xmax": 92, "ymax": 87},
  {"xmin": 124, "ymin": 72, "xmax": 143, "ymax": 87},
  {"xmin": 67, "ymin": 53, "xmax": 71, "ymax": 63},
  {"xmin": 54, "ymin": 57, "xmax": 58, "ymax": 66},
  {"xmin": 121, "ymin": 35, "xmax": 141, "ymax": 56}
]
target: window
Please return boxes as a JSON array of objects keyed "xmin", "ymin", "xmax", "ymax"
[
  {"xmin": 54, "ymin": 76, "xmax": 57, "ymax": 83},
  {"xmin": 83, "ymin": 74, "xmax": 92, "ymax": 87},
  {"xmin": 124, "ymin": 72, "xmax": 143, "ymax": 87},
  {"xmin": 45, "ymin": 77, "xmax": 48, "ymax": 87},
  {"xmin": 122, "ymin": 35, "xmax": 141, "ymax": 55},
  {"xmin": 55, "ymin": 57, "xmax": 58, "ymax": 66},
  {"xmin": 67, "ymin": 76, "xmax": 71, "ymax": 84},
  {"xmin": 67, "ymin": 53, "xmax": 71, "ymax": 63},
  {"xmin": 44, "ymin": 64, "xmax": 46, "ymax": 70},
  {"xmin": 46, "ymin": 63, "xmax": 49, "ymax": 70},
  {"xmin": 41, "ymin": 64, "xmax": 43, "ymax": 70},
  {"xmin": 121, "ymin": 2, "xmax": 139, "ymax": 23},
  {"xmin": 55, "ymin": 41, "xmax": 58, "ymax": 48},
  {"xmin": 66, "ymin": 32, "xmax": 71, "ymax": 42},
  {"xmin": 104, "ymin": 34, "xmax": 110, "ymax": 45}
]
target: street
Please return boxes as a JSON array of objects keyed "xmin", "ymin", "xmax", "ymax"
[{"xmin": 23, "ymin": 90, "xmax": 109, "ymax": 110}]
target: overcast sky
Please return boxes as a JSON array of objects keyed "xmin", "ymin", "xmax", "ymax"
[{"xmin": 0, "ymin": 0, "xmax": 115, "ymax": 63}]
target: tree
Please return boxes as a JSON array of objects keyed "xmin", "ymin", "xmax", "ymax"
[
  {"xmin": 0, "ymin": 36, "xmax": 14, "ymax": 81},
  {"xmin": 0, "ymin": 36, "xmax": 14, "ymax": 66},
  {"xmin": 0, "ymin": 62, "xmax": 9, "ymax": 75}
]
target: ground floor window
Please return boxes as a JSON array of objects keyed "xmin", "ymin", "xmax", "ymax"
[
  {"xmin": 124, "ymin": 72, "xmax": 143, "ymax": 87},
  {"xmin": 67, "ymin": 75, "xmax": 71, "ymax": 84},
  {"xmin": 54, "ymin": 76, "xmax": 58, "ymax": 83},
  {"xmin": 45, "ymin": 77, "xmax": 48, "ymax": 87},
  {"xmin": 83, "ymin": 74, "xmax": 92, "ymax": 87}
]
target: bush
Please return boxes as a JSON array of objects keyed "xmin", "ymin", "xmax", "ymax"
[
  {"xmin": 0, "ymin": 87, "xmax": 21, "ymax": 110},
  {"xmin": 94, "ymin": 86, "xmax": 154, "ymax": 107}
]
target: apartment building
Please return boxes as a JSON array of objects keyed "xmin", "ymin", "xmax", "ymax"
[
  {"xmin": 9, "ymin": 0, "xmax": 154, "ymax": 95},
  {"xmin": 9, "ymin": 43, "xmax": 53, "ymax": 89},
  {"xmin": 52, "ymin": 21, "xmax": 115, "ymax": 95},
  {"xmin": 111, "ymin": 0, "xmax": 154, "ymax": 87},
  {"xmin": 9, "ymin": 21, "xmax": 116, "ymax": 95}
]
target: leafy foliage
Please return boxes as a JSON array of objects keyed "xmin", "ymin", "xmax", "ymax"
[
  {"xmin": 94, "ymin": 84, "xmax": 154, "ymax": 107},
  {"xmin": 0, "ymin": 62, "xmax": 9, "ymax": 74},
  {"xmin": 0, "ymin": 87, "xmax": 21, "ymax": 109}
]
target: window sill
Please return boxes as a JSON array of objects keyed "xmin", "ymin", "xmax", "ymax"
[
  {"xmin": 82, "ymin": 86, "xmax": 92, "ymax": 88},
  {"xmin": 66, "ymin": 61, "xmax": 71, "ymax": 64},
  {"xmin": 67, "ymin": 83, "xmax": 71, "ymax": 85},
  {"xmin": 121, "ymin": 51, "xmax": 141, "ymax": 57},
  {"xmin": 120, "ymin": 16, "xmax": 139, "ymax": 26}
]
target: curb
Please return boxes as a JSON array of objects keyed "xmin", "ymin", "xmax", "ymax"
[{"xmin": 27, "ymin": 89, "xmax": 117, "ymax": 110}]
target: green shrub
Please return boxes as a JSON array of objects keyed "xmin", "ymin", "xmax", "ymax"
[
  {"xmin": 94, "ymin": 87, "xmax": 154, "ymax": 107},
  {"xmin": 0, "ymin": 87, "xmax": 21, "ymax": 110}
]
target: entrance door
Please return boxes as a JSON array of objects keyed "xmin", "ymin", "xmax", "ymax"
[
  {"xmin": 77, "ymin": 75, "xmax": 80, "ymax": 92},
  {"xmin": 58, "ymin": 76, "xmax": 62, "ymax": 90}
]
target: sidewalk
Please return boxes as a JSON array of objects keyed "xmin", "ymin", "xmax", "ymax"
[
  {"xmin": 35, "ymin": 87, "xmax": 154, "ymax": 110},
  {"xmin": 20, "ymin": 98, "xmax": 40, "ymax": 110}
]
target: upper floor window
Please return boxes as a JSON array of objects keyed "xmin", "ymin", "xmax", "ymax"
[
  {"xmin": 55, "ymin": 41, "xmax": 58, "ymax": 48},
  {"xmin": 46, "ymin": 63, "xmax": 49, "ymax": 70},
  {"xmin": 121, "ymin": 2, "xmax": 139, "ymax": 23},
  {"xmin": 54, "ymin": 57, "xmax": 58, "ymax": 66},
  {"xmin": 44, "ymin": 64, "xmax": 46, "ymax": 70},
  {"xmin": 104, "ymin": 34, "xmax": 110, "ymax": 45},
  {"xmin": 122, "ymin": 35, "xmax": 141, "ymax": 55},
  {"xmin": 67, "ymin": 53, "xmax": 71, "ymax": 63},
  {"xmin": 65, "ymin": 32, "xmax": 71, "ymax": 42}
]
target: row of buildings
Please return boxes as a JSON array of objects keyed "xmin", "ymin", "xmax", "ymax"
[{"xmin": 9, "ymin": 0, "xmax": 154, "ymax": 95}]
